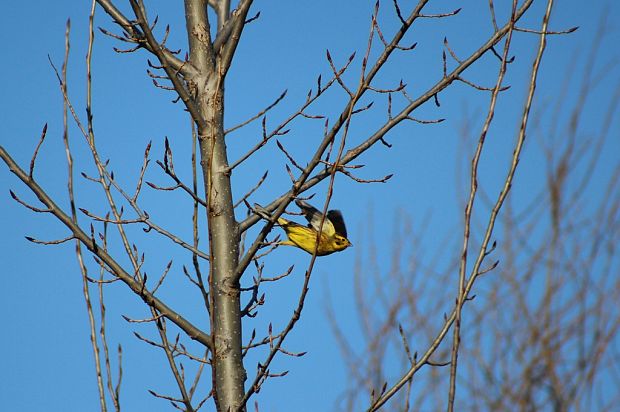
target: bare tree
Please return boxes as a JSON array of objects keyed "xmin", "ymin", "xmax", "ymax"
[{"xmin": 0, "ymin": 0, "xmax": 585, "ymax": 410}]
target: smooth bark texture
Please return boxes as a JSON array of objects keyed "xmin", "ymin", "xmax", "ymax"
[
  {"xmin": 183, "ymin": 0, "xmax": 247, "ymax": 408},
  {"xmin": 199, "ymin": 84, "xmax": 245, "ymax": 410}
]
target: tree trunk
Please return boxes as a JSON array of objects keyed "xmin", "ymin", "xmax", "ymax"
[{"xmin": 199, "ymin": 80, "xmax": 245, "ymax": 410}]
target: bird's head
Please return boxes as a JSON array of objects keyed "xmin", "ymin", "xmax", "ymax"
[{"xmin": 333, "ymin": 234, "xmax": 352, "ymax": 251}]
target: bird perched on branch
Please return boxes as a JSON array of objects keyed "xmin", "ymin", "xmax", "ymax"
[{"xmin": 254, "ymin": 199, "xmax": 352, "ymax": 256}]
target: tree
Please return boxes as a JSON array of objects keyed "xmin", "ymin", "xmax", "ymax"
[{"xmin": 3, "ymin": 0, "xmax": 613, "ymax": 411}]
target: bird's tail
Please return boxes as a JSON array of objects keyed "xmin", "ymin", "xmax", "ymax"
[{"xmin": 294, "ymin": 199, "xmax": 321, "ymax": 221}]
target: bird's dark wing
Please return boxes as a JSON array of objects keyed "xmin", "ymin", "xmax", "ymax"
[
  {"xmin": 326, "ymin": 210, "xmax": 347, "ymax": 238},
  {"xmin": 295, "ymin": 199, "xmax": 336, "ymax": 236}
]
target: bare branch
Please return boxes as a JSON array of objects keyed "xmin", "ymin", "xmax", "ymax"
[
  {"xmin": 0, "ymin": 147, "xmax": 214, "ymax": 350},
  {"xmin": 514, "ymin": 25, "xmax": 578, "ymax": 35},
  {"xmin": 28, "ymin": 123, "xmax": 48, "ymax": 179},
  {"xmin": 96, "ymin": 0, "xmax": 191, "ymax": 74},
  {"xmin": 341, "ymin": 170, "xmax": 393, "ymax": 184},
  {"xmin": 457, "ymin": 75, "xmax": 511, "ymax": 92},
  {"xmin": 448, "ymin": 0, "xmax": 519, "ymax": 408},
  {"xmin": 218, "ymin": 0, "xmax": 254, "ymax": 77},
  {"xmin": 128, "ymin": 0, "xmax": 206, "ymax": 129},
  {"xmin": 238, "ymin": 0, "xmax": 538, "ymax": 241},
  {"xmin": 9, "ymin": 190, "xmax": 52, "ymax": 213},
  {"xmin": 326, "ymin": 49, "xmax": 356, "ymax": 97},
  {"xmin": 419, "ymin": 8, "xmax": 462, "ymax": 18},
  {"xmin": 233, "ymin": 171, "xmax": 268, "ymax": 208},
  {"xmin": 225, "ymin": 90, "xmax": 287, "ymax": 135},
  {"xmin": 25, "ymin": 234, "xmax": 76, "ymax": 245},
  {"xmin": 276, "ymin": 140, "xmax": 305, "ymax": 172}
]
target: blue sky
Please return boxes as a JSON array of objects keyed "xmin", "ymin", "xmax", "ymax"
[{"xmin": 1, "ymin": 1, "xmax": 619, "ymax": 411}]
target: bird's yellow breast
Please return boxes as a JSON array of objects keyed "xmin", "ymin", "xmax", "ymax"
[{"xmin": 281, "ymin": 222, "xmax": 344, "ymax": 256}]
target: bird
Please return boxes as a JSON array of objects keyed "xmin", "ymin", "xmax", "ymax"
[{"xmin": 253, "ymin": 199, "xmax": 352, "ymax": 256}]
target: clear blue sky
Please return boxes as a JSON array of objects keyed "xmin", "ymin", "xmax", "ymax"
[{"xmin": 1, "ymin": 1, "xmax": 618, "ymax": 411}]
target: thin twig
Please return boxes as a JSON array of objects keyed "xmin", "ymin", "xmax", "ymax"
[
  {"xmin": 67, "ymin": 12, "xmax": 108, "ymax": 410},
  {"xmin": 448, "ymin": 3, "xmax": 517, "ymax": 407},
  {"xmin": 29, "ymin": 124, "xmax": 48, "ymax": 179},
  {"xmin": 225, "ymin": 90, "xmax": 287, "ymax": 135}
]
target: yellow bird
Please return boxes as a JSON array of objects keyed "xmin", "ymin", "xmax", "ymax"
[{"xmin": 254, "ymin": 200, "xmax": 352, "ymax": 256}]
